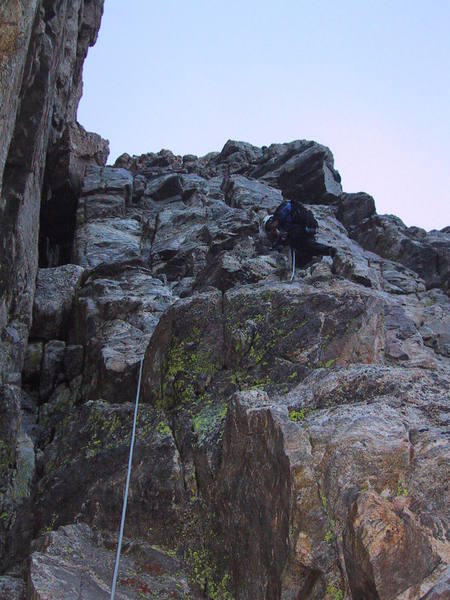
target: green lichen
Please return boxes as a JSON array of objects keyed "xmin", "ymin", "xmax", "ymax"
[
  {"xmin": 397, "ymin": 481, "xmax": 409, "ymax": 497},
  {"xmin": 316, "ymin": 358, "xmax": 336, "ymax": 369},
  {"xmin": 325, "ymin": 583, "xmax": 344, "ymax": 600},
  {"xmin": 232, "ymin": 369, "xmax": 271, "ymax": 391},
  {"xmin": 158, "ymin": 328, "xmax": 218, "ymax": 409},
  {"xmin": 324, "ymin": 529, "xmax": 334, "ymax": 544},
  {"xmin": 186, "ymin": 547, "xmax": 232, "ymax": 600},
  {"xmin": 193, "ymin": 403, "xmax": 228, "ymax": 446},
  {"xmin": 84, "ymin": 410, "xmax": 125, "ymax": 458},
  {"xmin": 289, "ymin": 409, "xmax": 306, "ymax": 422},
  {"xmin": 156, "ymin": 421, "xmax": 171, "ymax": 436},
  {"xmin": 150, "ymin": 543, "xmax": 177, "ymax": 558}
]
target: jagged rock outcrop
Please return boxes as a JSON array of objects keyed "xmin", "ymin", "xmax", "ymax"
[
  {"xmin": 8, "ymin": 138, "xmax": 446, "ymax": 599},
  {"xmin": 337, "ymin": 195, "xmax": 449, "ymax": 292}
]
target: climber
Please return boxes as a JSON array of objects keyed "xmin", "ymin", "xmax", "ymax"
[{"xmin": 263, "ymin": 199, "xmax": 336, "ymax": 279}]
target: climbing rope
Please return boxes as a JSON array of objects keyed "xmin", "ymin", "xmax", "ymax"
[
  {"xmin": 290, "ymin": 248, "xmax": 296, "ymax": 282},
  {"xmin": 110, "ymin": 356, "xmax": 144, "ymax": 600}
]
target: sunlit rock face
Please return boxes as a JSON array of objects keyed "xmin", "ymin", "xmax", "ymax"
[{"xmin": 0, "ymin": 4, "xmax": 449, "ymax": 598}]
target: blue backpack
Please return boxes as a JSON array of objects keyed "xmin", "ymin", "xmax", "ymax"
[
  {"xmin": 273, "ymin": 201, "xmax": 293, "ymax": 230},
  {"xmin": 274, "ymin": 201, "xmax": 317, "ymax": 235}
]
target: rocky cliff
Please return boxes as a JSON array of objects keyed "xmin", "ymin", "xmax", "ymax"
[
  {"xmin": 1, "ymin": 5, "xmax": 449, "ymax": 600},
  {"xmin": 0, "ymin": 0, "xmax": 107, "ymax": 589}
]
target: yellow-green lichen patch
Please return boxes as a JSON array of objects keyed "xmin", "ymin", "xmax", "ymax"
[
  {"xmin": 289, "ymin": 408, "xmax": 306, "ymax": 422},
  {"xmin": 231, "ymin": 369, "xmax": 271, "ymax": 392},
  {"xmin": 83, "ymin": 408, "xmax": 127, "ymax": 459},
  {"xmin": 325, "ymin": 583, "xmax": 344, "ymax": 600},
  {"xmin": 156, "ymin": 421, "xmax": 172, "ymax": 436},
  {"xmin": 158, "ymin": 328, "xmax": 219, "ymax": 410},
  {"xmin": 193, "ymin": 403, "xmax": 228, "ymax": 446},
  {"xmin": 186, "ymin": 547, "xmax": 232, "ymax": 600}
]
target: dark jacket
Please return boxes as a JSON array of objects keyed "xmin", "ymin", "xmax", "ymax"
[{"xmin": 273, "ymin": 201, "xmax": 318, "ymax": 243}]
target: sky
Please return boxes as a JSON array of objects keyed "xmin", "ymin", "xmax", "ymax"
[{"xmin": 78, "ymin": 0, "xmax": 450, "ymax": 231}]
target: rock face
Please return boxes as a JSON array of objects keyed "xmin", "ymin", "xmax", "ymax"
[
  {"xmin": 8, "ymin": 137, "xmax": 446, "ymax": 599},
  {"xmin": 0, "ymin": 8, "xmax": 449, "ymax": 597},
  {"xmin": 28, "ymin": 524, "xmax": 200, "ymax": 599},
  {"xmin": 0, "ymin": 0, "xmax": 106, "ymax": 574},
  {"xmin": 31, "ymin": 265, "xmax": 85, "ymax": 340}
]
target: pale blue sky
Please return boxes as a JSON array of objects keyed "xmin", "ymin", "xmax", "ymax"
[{"xmin": 78, "ymin": 0, "xmax": 450, "ymax": 230}]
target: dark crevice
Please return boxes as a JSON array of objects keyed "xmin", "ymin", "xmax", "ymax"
[{"xmin": 39, "ymin": 179, "xmax": 79, "ymax": 267}]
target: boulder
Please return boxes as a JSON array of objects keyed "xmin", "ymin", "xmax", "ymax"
[
  {"xmin": 45, "ymin": 122, "xmax": 109, "ymax": 195},
  {"xmin": 211, "ymin": 360, "xmax": 449, "ymax": 598},
  {"xmin": 222, "ymin": 174, "xmax": 283, "ymax": 210},
  {"xmin": 249, "ymin": 140, "xmax": 342, "ymax": 203}
]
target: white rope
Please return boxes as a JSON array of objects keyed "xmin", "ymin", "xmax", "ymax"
[
  {"xmin": 110, "ymin": 356, "xmax": 144, "ymax": 600},
  {"xmin": 290, "ymin": 248, "xmax": 296, "ymax": 282}
]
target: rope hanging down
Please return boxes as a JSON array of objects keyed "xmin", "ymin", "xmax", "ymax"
[
  {"xmin": 110, "ymin": 356, "xmax": 144, "ymax": 600},
  {"xmin": 290, "ymin": 248, "xmax": 296, "ymax": 282}
]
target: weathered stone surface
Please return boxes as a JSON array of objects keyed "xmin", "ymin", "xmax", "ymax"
[
  {"xmin": 0, "ymin": 0, "xmax": 105, "ymax": 570},
  {"xmin": 114, "ymin": 148, "xmax": 184, "ymax": 173},
  {"xmin": 46, "ymin": 122, "xmax": 109, "ymax": 195},
  {"xmin": 336, "ymin": 191, "xmax": 376, "ymax": 229},
  {"xmin": 222, "ymin": 174, "xmax": 283, "ymax": 210},
  {"xmin": 82, "ymin": 164, "xmax": 133, "ymax": 198},
  {"xmin": 22, "ymin": 342, "xmax": 43, "ymax": 385},
  {"xmin": 36, "ymin": 401, "xmax": 186, "ymax": 545},
  {"xmin": 252, "ymin": 140, "xmax": 342, "ymax": 204},
  {"xmin": 420, "ymin": 567, "xmax": 450, "ymax": 600},
  {"xmin": 31, "ymin": 265, "xmax": 85, "ymax": 340},
  {"xmin": 39, "ymin": 340, "xmax": 66, "ymax": 402},
  {"xmin": 72, "ymin": 266, "xmax": 174, "ymax": 403},
  {"xmin": 0, "ymin": 575, "xmax": 24, "ymax": 599},
  {"xmin": 77, "ymin": 193, "xmax": 126, "ymax": 221},
  {"xmin": 0, "ymin": 0, "xmax": 39, "ymax": 197},
  {"xmin": 350, "ymin": 213, "xmax": 450, "ymax": 292},
  {"xmin": 73, "ymin": 217, "xmax": 142, "ymax": 268},
  {"xmin": 209, "ymin": 358, "xmax": 449, "ymax": 599},
  {"xmin": 40, "ymin": 123, "xmax": 109, "ymax": 267},
  {"xmin": 2, "ymin": 27, "xmax": 450, "ymax": 591},
  {"xmin": 29, "ymin": 523, "xmax": 198, "ymax": 599},
  {"xmin": 1, "ymin": 0, "xmax": 105, "ymax": 387},
  {"xmin": 344, "ymin": 491, "xmax": 439, "ymax": 599}
]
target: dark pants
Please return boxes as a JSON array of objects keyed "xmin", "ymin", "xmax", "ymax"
[{"xmin": 287, "ymin": 226, "xmax": 334, "ymax": 267}]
